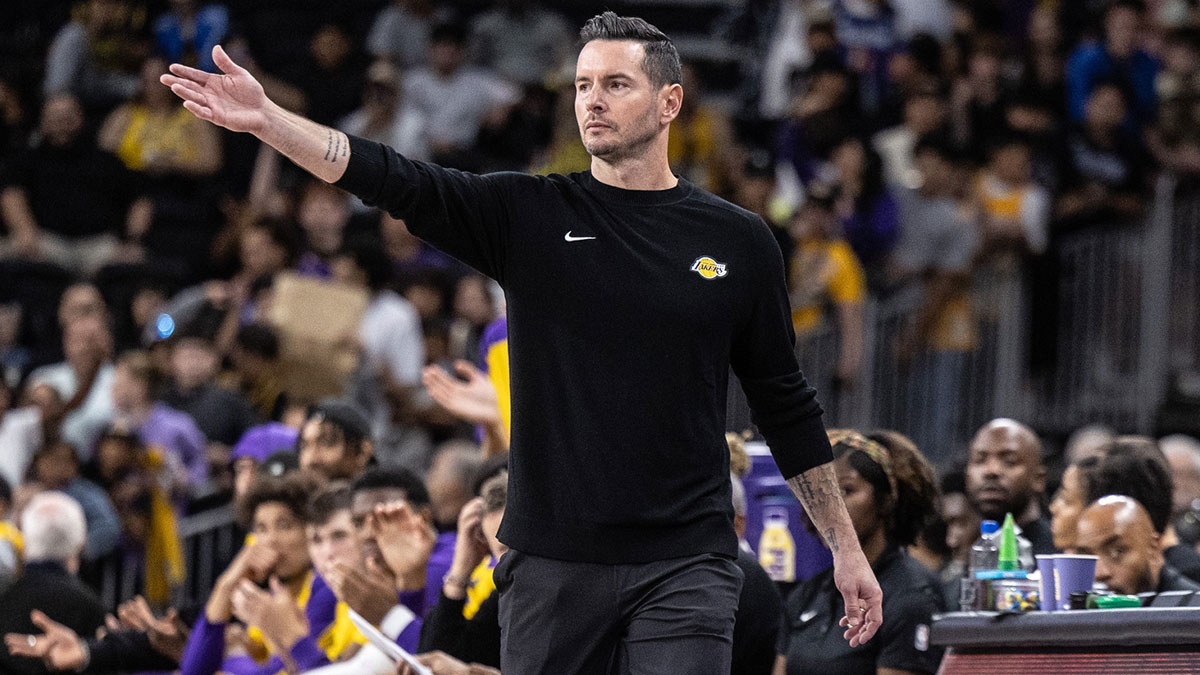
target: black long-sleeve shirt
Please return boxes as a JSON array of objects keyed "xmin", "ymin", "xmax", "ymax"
[
  {"xmin": 419, "ymin": 589, "xmax": 500, "ymax": 668},
  {"xmin": 337, "ymin": 136, "xmax": 833, "ymax": 563}
]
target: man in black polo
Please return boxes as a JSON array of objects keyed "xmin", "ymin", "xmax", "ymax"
[{"xmin": 162, "ymin": 12, "xmax": 881, "ymax": 673}]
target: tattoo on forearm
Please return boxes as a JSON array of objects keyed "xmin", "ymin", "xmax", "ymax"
[
  {"xmin": 824, "ymin": 527, "xmax": 839, "ymax": 553},
  {"xmin": 324, "ymin": 130, "xmax": 333, "ymax": 161},
  {"xmin": 341, "ymin": 135, "xmax": 348, "ymax": 158}
]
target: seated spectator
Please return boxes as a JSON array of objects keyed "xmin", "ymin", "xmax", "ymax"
[
  {"xmin": 1077, "ymin": 437, "xmax": 1200, "ymax": 581},
  {"xmin": 111, "ymin": 350, "xmax": 207, "ymax": 494},
  {"xmin": 468, "ymin": 0, "xmax": 571, "ymax": 87},
  {"xmin": 298, "ymin": 399, "xmax": 374, "ymax": 482},
  {"xmin": 1064, "ymin": 424, "xmax": 1115, "ymax": 465},
  {"xmin": 1066, "ymin": 0, "xmax": 1158, "ymax": 131},
  {"xmin": 974, "ymin": 137, "xmax": 1050, "ymax": 261},
  {"xmin": 1056, "ymin": 82, "xmax": 1151, "ymax": 226},
  {"xmin": 403, "ymin": 22, "xmax": 520, "ymax": 168},
  {"xmin": 965, "ymin": 419, "xmax": 1056, "ymax": 557},
  {"xmin": 1049, "ymin": 455, "xmax": 1099, "ymax": 552},
  {"xmin": 427, "ymin": 443, "xmax": 483, "ymax": 533},
  {"xmin": 86, "ymin": 427, "xmax": 155, "ymax": 546},
  {"xmin": 228, "ymin": 323, "xmax": 287, "ymax": 421},
  {"xmin": 0, "ymin": 95, "xmax": 150, "ymax": 276},
  {"xmin": 331, "ymin": 237, "xmax": 426, "ymax": 472},
  {"xmin": 727, "ymin": 471, "xmax": 784, "ymax": 675},
  {"xmin": 23, "ymin": 442, "xmax": 121, "ymax": 562},
  {"xmin": 786, "ymin": 185, "xmax": 866, "ymax": 388},
  {"xmin": 448, "ymin": 276, "xmax": 497, "ymax": 365},
  {"xmin": 152, "ymin": 0, "xmax": 229, "ymax": 73},
  {"xmin": 0, "ymin": 491, "xmax": 105, "ymax": 675},
  {"xmin": 1075, "ymin": 496, "xmax": 1200, "ymax": 596},
  {"xmin": 1150, "ymin": 28, "xmax": 1200, "ymax": 174},
  {"xmin": 295, "ymin": 181, "xmax": 351, "ymax": 281},
  {"xmin": 777, "ymin": 430, "xmax": 943, "ymax": 675},
  {"xmin": 42, "ymin": 0, "xmax": 149, "ymax": 111},
  {"xmin": 27, "ymin": 315, "xmax": 116, "ymax": 458},
  {"xmin": 367, "ymin": 0, "xmax": 445, "ymax": 69},
  {"xmin": 289, "ymin": 23, "xmax": 364, "ymax": 128},
  {"xmin": 339, "ymin": 61, "xmax": 430, "ymax": 170},
  {"xmin": 1162, "ymin": 435, "xmax": 1200, "ymax": 523},
  {"xmin": 420, "ymin": 471, "xmax": 506, "ymax": 668},
  {"xmin": 230, "ymin": 423, "xmax": 299, "ymax": 500},
  {"xmin": 381, "ymin": 213, "xmax": 462, "ymax": 286},
  {"xmin": 0, "ymin": 302, "xmax": 29, "ymax": 386},
  {"xmin": 180, "ymin": 471, "xmax": 342, "ymax": 675},
  {"xmin": 829, "ymin": 135, "xmax": 899, "ymax": 275},
  {"xmin": 937, "ymin": 469, "xmax": 979, "ymax": 609}
]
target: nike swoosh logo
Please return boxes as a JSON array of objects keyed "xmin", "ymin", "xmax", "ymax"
[{"xmin": 564, "ymin": 231, "xmax": 596, "ymax": 242}]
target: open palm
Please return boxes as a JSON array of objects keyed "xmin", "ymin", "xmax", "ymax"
[{"xmin": 160, "ymin": 45, "xmax": 269, "ymax": 134}]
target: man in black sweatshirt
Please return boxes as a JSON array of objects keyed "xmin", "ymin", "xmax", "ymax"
[{"xmin": 163, "ymin": 12, "xmax": 883, "ymax": 673}]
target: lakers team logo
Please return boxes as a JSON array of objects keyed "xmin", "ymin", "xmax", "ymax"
[{"xmin": 690, "ymin": 256, "xmax": 728, "ymax": 280}]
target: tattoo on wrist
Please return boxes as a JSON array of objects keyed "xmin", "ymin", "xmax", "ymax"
[
  {"xmin": 324, "ymin": 131, "xmax": 333, "ymax": 161},
  {"xmin": 824, "ymin": 527, "xmax": 839, "ymax": 552}
]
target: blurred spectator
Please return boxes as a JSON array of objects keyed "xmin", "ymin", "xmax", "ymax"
[
  {"xmin": 1016, "ymin": 5, "xmax": 1067, "ymax": 109},
  {"xmin": 298, "ymin": 399, "xmax": 374, "ymax": 481},
  {"xmin": 42, "ymin": 0, "xmax": 150, "ymax": 112},
  {"xmin": 229, "ymin": 422, "xmax": 297, "ymax": 500},
  {"xmin": 891, "ymin": 140, "xmax": 977, "ymax": 465},
  {"xmin": 1066, "ymin": 0, "xmax": 1159, "ymax": 130},
  {"xmin": 0, "ymin": 476, "xmax": 20, "ymax": 594},
  {"xmin": 1075, "ymin": 495, "xmax": 1200, "ymax": 595},
  {"xmin": 447, "ymin": 276, "xmax": 496, "ymax": 365},
  {"xmin": 1056, "ymin": 82, "xmax": 1151, "ymax": 226},
  {"xmin": 949, "ymin": 44, "xmax": 1007, "ymax": 160},
  {"xmin": 830, "ymin": 135, "xmax": 899, "ymax": 273},
  {"xmin": 86, "ymin": 427, "xmax": 154, "ymax": 543},
  {"xmin": 1162, "ymin": 434, "xmax": 1200, "ymax": 522},
  {"xmin": 0, "ymin": 378, "xmax": 42, "ymax": 490},
  {"xmin": 974, "ymin": 137, "xmax": 1050, "ymax": 260},
  {"xmin": 291, "ymin": 23, "xmax": 365, "ymax": 128},
  {"xmin": 787, "ymin": 186, "xmax": 865, "ymax": 388},
  {"xmin": 752, "ymin": 1, "xmax": 818, "ymax": 120},
  {"xmin": 229, "ymin": 323, "xmax": 288, "ymax": 421},
  {"xmin": 874, "ymin": 86, "xmax": 949, "ymax": 187},
  {"xmin": 777, "ymin": 430, "xmax": 943, "ymax": 674},
  {"xmin": 965, "ymin": 419, "xmax": 1056, "ymax": 554},
  {"xmin": 339, "ymin": 61, "xmax": 430, "ymax": 170},
  {"xmin": 23, "ymin": 442, "xmax": 121, "ymax": 561},
  {"xmin": 426, "ymin": 443, "xmax": 482, "ymax": 533},
  {"xmin": 668, "ymin": 64, "xmax": 735, "ymax": 193},
  {"xmin": 151, "ymin": 0, "xmax": 229, "ymax": 73},
  {"xmin": 1, "ymin": 95, "xmax": 151, "ymax": 276},
  {"xmin": 1149, "ymin": 27, "xmax": 1200, "ymax": 174},
  {"xmin": 110, "ymin": 350, "xmax": 207, "ymax": 493},
  {"xmin": 295, "ymin": 181, "xmax": 351, "ymax": 280},
  {"xmin": 529, "ymin": 76, "xmax": 591, "ymax": 176},
  {"xmin": 367, "ymin": 0, "xmax": 443, "ymax": 70},
  {"xmin": 777, "ymin": 56, "xmax": 863, "ymax": 188},
  {"xmin": 938, "ymin": 469, "xmax": 979, "ymax": 608},
  {"xmin": 892, "ymin": 0, "xmax": 952, "ymax": 41},
  {"xmin": 834, "ymin": 0, "xmax": 901, "ymax": 113},
  {"xmin": 98, "ymin": 56, "xmax": 222, "ymax": 178},
  {"xmin": 332, "ymin": 236, "xmax": 427, "ymax": 472},
  {"xmin": 0, "ymin": 491, "xmax": 105, "ymax": 675},
  {"xmin": 27, "ymin": 315, "xmax": 116, "ymax": 458},
  {"xmin": 0, "ymin": 302, "xmax": 29, "ymax": 387},
  {"xmin": 1064, "ymin": 423, "xmax": 1115, "ymax": 464},
  {"xmin": 403, "ymin": 23, "xmax": 520, "ymax": 167},
  {"xmin": 0, "ymin": 77, "xmax": 28, "ymax": 160},
  {"xmin": 468, "ymin": 0, "xmax": 572, "ymax": 87},
  {"xmin": 1049, "ymin": 454, "xmax": 1098, "ymax": 552},
  {"xmin": 381, "ymin": 213, "xmax": 461, "ymax": 286},
  {"xmin": 1003, "ymin": 92, "xmax": 1065, "ymax": 191}
]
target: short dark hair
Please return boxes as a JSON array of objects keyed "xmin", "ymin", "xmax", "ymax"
[
  {"xmin": 337, "ymin": 235, "xmax": 393, "ymax": 292},
  {"xmin": 238, "ymin": 471, "xmax": 321, "ymax": 527},
  {"xmin": 305, "ymin": 398, "xmax": 372, "ymax": 456},
  {"xmin": 235, "ymin": 323, "xmax": 280, "ymax": 360},
  {"xmin": 351, "ymin": 468, "xmax": 431, "ymax": 508},
  {"xmin": 308, "ymin": 483, "xmax": 353, "ymax": 526},
  {"xmin": 481, "ymin": 470, "xmax": 507, "ymax": 513},
  {"xmin": 1083, "ymin": 437, "xmax": 1173, "ymax": 534},
  {"xmin": 578, "ymin": 11, "xmax": 681, "ymax": 88}
]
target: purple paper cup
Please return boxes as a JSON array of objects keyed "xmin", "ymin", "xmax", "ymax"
[
  {"xmin": 1055, "ymin": 554, "xmax": 1098, "ymax": 609},
  {"xmin": 1036, "ymin": 554, "xmax": 1059, "ymax": 611}
]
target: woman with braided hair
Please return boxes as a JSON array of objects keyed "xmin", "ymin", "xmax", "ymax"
[{"xmin": 775, "ymin": 429, "xmax": 945, "ymax": 675}]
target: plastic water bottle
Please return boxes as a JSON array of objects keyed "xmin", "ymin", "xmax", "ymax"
[
  {"xmin": 759, "ymin": 507, "xmax": 796, "ymax": 583},
  {"xmin": 959, "ymin": 520, "xmax": 1000, "ymax": 610}
]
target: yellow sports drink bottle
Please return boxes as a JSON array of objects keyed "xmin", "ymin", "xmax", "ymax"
[{"xmin": 759, "ymin": 506, "xmax": 796, "ymax": 582}]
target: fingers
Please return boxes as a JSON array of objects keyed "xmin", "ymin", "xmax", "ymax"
[
  {"xmin": 4, "ymin": 633, "xmax": 45, "ymax": 657},
  {"xmin": 29, "ymin": 611, "xmax": 67, "ymax": 637},
  {"xmin": 105, "ymin": 614, "xmax": 122, "ymax": 633},
  {"xmin": 167, "ymin": 62, "xmax": 211, "ymax": 85},
  {"xmin": 452, "ymin": 359, "xmax": 484, "ymax": 380},
  {"xmin": 212, "ymin": 45, "xmax": 247, "ymax": 77},
  {"xmin": 182, "ymin": 100, "xmax": 214, "ymax": 121}
]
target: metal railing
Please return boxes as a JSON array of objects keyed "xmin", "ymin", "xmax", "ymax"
[{"xmin": 728, "ymin": 175, "xmax": 1184, "ymax": 466}]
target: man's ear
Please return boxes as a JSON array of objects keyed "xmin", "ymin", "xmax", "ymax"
[
  {"xmin": 359, "ymin": 440, "xmax": 374, "ymax": 468},
  {"xmin": 661, "ymin": 83, "xmax": 683, "ymax": 124}
]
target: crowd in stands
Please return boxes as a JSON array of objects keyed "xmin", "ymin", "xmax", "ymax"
[{"xmin": 1, "ymin": 0, "xmax": 1200, "ymax": 673}]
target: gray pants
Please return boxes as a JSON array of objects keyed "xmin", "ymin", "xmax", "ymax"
[{"xmin": 495, "ymin": 549, "xmax": 743, "ymax": 675}]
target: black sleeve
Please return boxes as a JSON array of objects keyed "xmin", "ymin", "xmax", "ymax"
[
  {"xmin": 86, "ymin": 630, "xmax": 179, "ymax": 673},
  {"xmin": 334, "ymin": 134, "xmax": 541, "ymax": 284},
  {"xmin": 0, "ymin": 150, "xmax": 33, "ymax": 190},
  {"xmin": 730, "ymin": 218, "xmax": 832, "ymax": 479},
  {"xmin": 875, "ymin": 588, "xmax": 943, "ymax": 674},
  {"xmin": 419, "ymin": 590, "xmax": 501, "ymax": 669}
]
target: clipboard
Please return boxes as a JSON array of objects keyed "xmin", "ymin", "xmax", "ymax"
[{"xmin": 346, "ymin": 608, "xmax": 432, "ymax": 675}]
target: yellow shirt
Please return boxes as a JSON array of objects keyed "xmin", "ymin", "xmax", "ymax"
[
  {"xmin": 463, "ymin": 558, "xmax": 497, "ymax": 620},
  {"xmin": 114, "ymin": 105, "xmax": 208, "ymax": 171},
  {"xmin": 484, "ymin": 338, "xmax": 511, "ymax": 437},
  {"xmin": 789, "ymin": 239, "xmax": 866, "ymax": 335}
]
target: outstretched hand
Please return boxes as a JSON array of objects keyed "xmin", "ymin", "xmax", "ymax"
[
  {"xmin": 161, "ymin": 45, "xmax": 270, "ymax": 134},
  {"xmin": 4, "ymin": 611, "xmax": 87, "ymax": 671},
  {"xmin": 422, "ymin": 360, "xmax": 501, "ymax": 426}
]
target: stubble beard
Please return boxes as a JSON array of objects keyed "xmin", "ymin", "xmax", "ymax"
[{"xmin": 583, "ymin": 104, "xmax": 660, "ymax": 163}]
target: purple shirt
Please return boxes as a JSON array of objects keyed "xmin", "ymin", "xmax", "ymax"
[
  {"xmin": 140, "ymin": 403, "xmax": 208, "ymax": 489},
  {"xmin": 424, "ymin": 531, "xmax": 457, "ymax": 614}
]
